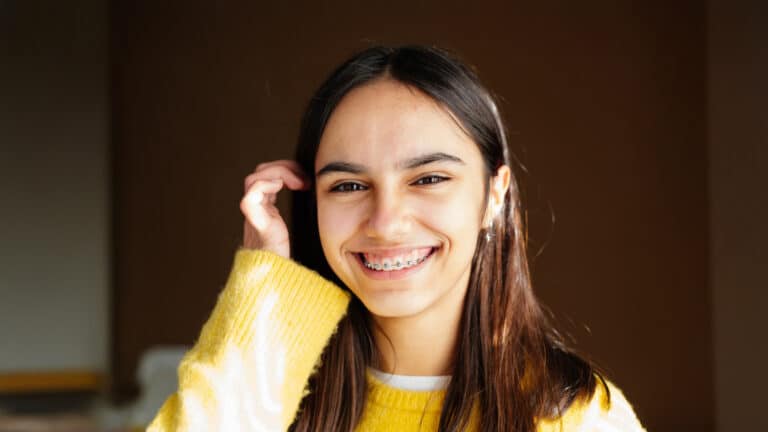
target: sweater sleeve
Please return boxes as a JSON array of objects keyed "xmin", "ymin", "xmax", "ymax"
[
  {"xmin": 538, "ymin": 378, "xmax": 647, "ymax": 432},
  {"xmin": 147, "ymin": 249, "xmax": 351, "ymax": 432}
]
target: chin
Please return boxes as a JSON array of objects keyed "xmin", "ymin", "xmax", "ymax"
[{"xmin": 355, "ymin": 288, "xmax": 434, "ymax": 318}]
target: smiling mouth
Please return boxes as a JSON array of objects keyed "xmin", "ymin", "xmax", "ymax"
[{"xmin": 355, "ymin": 247, "xmax": 438, "ymax": 272}]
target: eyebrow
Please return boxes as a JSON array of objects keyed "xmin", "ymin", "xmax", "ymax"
[{"xmin": 316, "ymin": 152, "xmax": 465, "ymax": 177}]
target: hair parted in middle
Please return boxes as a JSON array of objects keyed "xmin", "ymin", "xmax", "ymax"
[{"xmin": 289, "ymin": 45, "xmax": 606, "ymax": 432}]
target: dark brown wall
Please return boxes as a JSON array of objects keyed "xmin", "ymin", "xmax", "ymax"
[
  {"xmin": 709, "ymin": 1, "xmax": 768, "ymax": 430},
  {"xmin": 111, "ymin": 2, "xmax": 712, "ymax": 430}
]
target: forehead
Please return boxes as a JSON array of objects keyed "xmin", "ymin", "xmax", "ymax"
[{"xmin": 315, "ymin": 79, "xmax": 480, "ymax": 170}]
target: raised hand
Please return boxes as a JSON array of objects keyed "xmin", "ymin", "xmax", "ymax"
[{"xmin": 240, "ymin": 160, "xmax": 310, "ymax": 258}]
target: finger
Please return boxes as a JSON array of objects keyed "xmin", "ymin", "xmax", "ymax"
[
  {"xmin": 241, "ymin": 181, "xmax": 282, "ymax": 226},
  {"xmin": 254, "ymin": 159, "xmax": 303, "ymax": 175},
  {"xmin": 246, "ymin": 166, "xmax": 310, "ymax": 192},
  {"xmin": 260, "ymin": 161, "xmax": 311, "ymax": 189},
  {"xmin": 281, "ymin": 172, "xmax": 311, "ymax": 191},
  {"xmin": 245, "ymin": 179, "xmax": 284, "ymax": 207},
  {"xmin": 241, "ymin": 191, "xmax": 275, "ymax": 231},
  {"xmin": 252, "ymin": 160, "xmax": 311, "ymax": 189}
]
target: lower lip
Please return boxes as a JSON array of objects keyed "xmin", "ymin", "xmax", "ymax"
[{"xmin": 353, "ymin": 248, "xmax": 437, "ymax": 281}]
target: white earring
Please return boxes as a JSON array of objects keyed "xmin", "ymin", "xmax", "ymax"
[{"xmin": 485, "ymin": 219, "xmax": 494, "ymax": 242}]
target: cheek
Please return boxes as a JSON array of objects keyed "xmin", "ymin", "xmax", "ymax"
[
  {"xmin": 413, "ymin": 186, "xmax": 485, "ymax": 242},
  {"xmin": 316, "ymin": 197, "xmax": 361, "ymax": 256}
]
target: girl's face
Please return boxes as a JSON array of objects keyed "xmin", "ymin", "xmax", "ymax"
[{"xmin": 314, "ymin": 79, "xmax": 491, "ymax": 319}]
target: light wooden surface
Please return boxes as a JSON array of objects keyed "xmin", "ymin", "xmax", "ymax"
[
  {"xmin": 0, "ymin": 414, "xmax": 101, "ymax": 432},
  {"xmin": 0, "ymin": 371, "xmax": 103, "ymax": 393}
]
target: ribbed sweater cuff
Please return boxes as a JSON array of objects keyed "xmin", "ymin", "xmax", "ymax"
[{"xmin": 194, "ymin": 248, "xmax": 351, "ymax": 363}]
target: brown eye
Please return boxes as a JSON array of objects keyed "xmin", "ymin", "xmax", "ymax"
[
  {"xmin": 331, "ymin": 182, "xmax": 367, "ymax": 193},
  {"xmin": 413, "ymin": 175, "xmax": 449, "ymax": 186}
]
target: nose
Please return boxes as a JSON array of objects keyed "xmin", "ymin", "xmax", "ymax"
[{"xmin": 364, "ymin": 188, "xmax": 411, "ymax": 240}]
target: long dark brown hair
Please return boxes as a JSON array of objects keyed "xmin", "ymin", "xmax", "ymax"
[{"xmin": 289, "ymin": 45, "xmax": 607, "ymax": 431}]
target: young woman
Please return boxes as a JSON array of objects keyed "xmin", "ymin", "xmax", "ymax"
[{"xmin": 148, "ymin": 46, "xmax": 646, "ymax": 431}]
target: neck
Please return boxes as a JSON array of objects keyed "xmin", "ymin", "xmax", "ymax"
[{"xmin": 370, "ymin": 274, "xmax": 469, "ymax": 376}]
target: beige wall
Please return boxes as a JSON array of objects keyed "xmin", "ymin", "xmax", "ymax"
[
  {"xmin": 0, "ymin": 1, "xmax": 109, "ymax": 373},
  {"xmin": 708, "ymin": 1, "xmax": 768, "ymax": 430}
]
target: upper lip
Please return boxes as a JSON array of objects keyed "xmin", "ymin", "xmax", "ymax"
[{"xmin": 352, "ymin": 246, "xmax": 438, "ymax": 258}]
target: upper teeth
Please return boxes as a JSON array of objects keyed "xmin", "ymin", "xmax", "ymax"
[{"xmin": 362, "ymin": 249, "xmax": 432, "ymax": 271}]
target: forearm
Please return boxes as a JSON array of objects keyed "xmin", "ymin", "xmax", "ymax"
[{"xmin": 148, "ymin": 249, "xmax": 350, "ymax": 431}]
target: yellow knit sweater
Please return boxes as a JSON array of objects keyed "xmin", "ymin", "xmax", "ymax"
[{"xmin": 148, "ymin": 249, "xmax": 646, "ymax": 431}]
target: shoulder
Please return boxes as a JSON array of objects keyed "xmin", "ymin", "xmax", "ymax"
[{"xmin": 537, "ymin": 376, "xmax": 646, "ymax": 432}]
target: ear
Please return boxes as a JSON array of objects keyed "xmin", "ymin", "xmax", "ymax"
[{"xmin": 483, "ymin": 165, "xmax": 511, "ymax": 228}]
